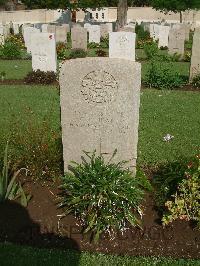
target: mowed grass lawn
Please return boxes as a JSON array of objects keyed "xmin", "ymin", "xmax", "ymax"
[
  {"xmin": 0, "ymin": 51, "xmax": 190, "ymax": 80},
  {"xmin": 0, "ymin": 85, "xmax": 200, "ymax": 164},
  {"xmin": 0, "ymin": 243, "xmax": 200, "ymax": 266}
]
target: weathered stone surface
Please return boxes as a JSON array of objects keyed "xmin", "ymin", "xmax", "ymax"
[
  {"xmin": 150, "ymin": 24, "xmax": 159, "ymax": 41},
  {"xmin": 109, "ymin": 32, "xmax": 136, "ymax": 61},
  {"xmin": 31, "ymin": 32, "xmax": 57, "ymax": 72},
  {"xmin": 56, "ymin": 25, "xmax": 68, "ymax": 43},
  {"xmin": 47, "ymin": 24, "xmax": 68, "ymax": 43},
  {"xmin": 100, "ymin": 24, "xmax": 110, "ymax": 38},
  {"xmin": 71, "ymin": 27, "xmax": 87, "ymax": 50},
  {"xmin": 158, "ymin": 25, "xmax": 170, "ymax": 48},
  {"xmin": 62, "ymin": 24, "xmax": 70, "ymax": 33},
  {"xmin": 13, "ymin": 24, "xmax": 19, "ymax": 34},
  {"xmin": 47, "ymin": 24, "xmax": 56, "ymax": 34},
  {"xmin": 42, "ymin": 24, "xmax": 48, "ymax": 33},
  {"xmin": 89, "ymin": 25, "xmax": 100, "ymax": 43},
  {"xmin": 24, "ymin": 26, "xmax": 40, "ymax": 53},
  {"xmin": 59, "ymin": 58, "xmax": 141, "ymax": 172},
  {"xmin": 190, "ymin": 28, "xmax": 200, "ymax": 81},
  {"xmin": 168, "ymin": 28, "xmax": 185, "ymax": 56},
  {"xmin": 84, "ymin": 23, "xmax": 92, "ymax": 32}
]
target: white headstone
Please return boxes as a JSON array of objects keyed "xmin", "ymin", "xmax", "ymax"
[
  {"xmin": 168, "ymin": 28, "xmax": 185, "ymax": 56},
  {"xmin": 42, "ymin": 24, "xmax": 48, "ymax": 33},
  {"xmin": 84, "ymin": 23, "xmax": 92, "ymax": 32},
  {"xmin": 71, "ymin": 27, "xmax": 87, "ymax": 50},
  {"xmin": 158, "ymin": 26, "xmax": 170, "ymax": 48},
  {"xmin": 59, "ymin": 58, "xmax": 141, "ymax": 173},
  {"xmin": 13, "ymin": 24, "xmax": 19, "ymax": 35},
  {"xmin": 56, "ymin": 25, "xmax": 68, "ymax": 43},
  {"xmin": 31, "ymin": 32, "xmax": 57, "ymax": 73},
  {"xmin": 24, "ymin": 27, "xmax": 40, "ymax": 53},
  {"xmin": 109, "ymin": 32, "xmax": 136, "ymax": 61},
  {"xmin": 190, "ymin": 28, "xmax": 200, "ymax": 81},
  {"xmin": 89, "ymin": 25, "xmax": 100, "ymax": 44}
]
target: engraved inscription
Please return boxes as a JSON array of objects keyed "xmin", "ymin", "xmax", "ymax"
[{"xmin": 81, "ymin": 70, "xmax": 118, "ymax": 104}]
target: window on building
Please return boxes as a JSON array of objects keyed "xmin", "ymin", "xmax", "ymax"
[
  {"xmin": 90, "ymin": 13, "xmax": 93, "ymax": 19},
  {"xmin": 96, "ymin": 13, "xmax": 98, "ymax": 19},
  {"xmin": 102, "ymin": 13, "xmax": 104, "ymax": 19}
]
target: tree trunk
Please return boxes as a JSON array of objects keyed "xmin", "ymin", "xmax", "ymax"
[
  {"xmin": 116, "ymin": 0, "xmax": 128, "ymax": 31},
  {"xmin": 180, "ymin": 11, "xmax": 183, "ymax": 23}
]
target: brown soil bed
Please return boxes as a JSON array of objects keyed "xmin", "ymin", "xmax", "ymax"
[{"xmin": 0, "ymin": 179, "xmax": 200, "ymax": 259}]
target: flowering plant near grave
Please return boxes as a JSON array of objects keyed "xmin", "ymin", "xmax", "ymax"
[
  {"xmin": 59, "ymin": 150, "xmax": 152, "ymax": 242},
  {"xmin": 136, "ymin": 38, "xmax": 154, "ymax": 49},
  {"xmin": 162, "ymin": 155, "xmax": 200, "ymax": 228},
  {"xmin": 184, "ymin": 51, "xmax": 191, "ymax": 62},
  {"xmin": 192, "ymin": 74, "xmax": 200, "ymax": 88},
  {"xmin": 56, "ymin": 42, "xmax": 68, "ymax": 60},
  {"xmin": 6, "ymin": 34, "xmax": 25, "ymax": 50}
]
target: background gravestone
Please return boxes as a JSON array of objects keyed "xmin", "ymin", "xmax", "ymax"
[
  {"xmin": 100, "ymin": 24, "xmax": 112, "ymax": 38},
  {"xmin": 24, "ymin": 27, "xmax": 40, "ymax": 53},
  {"xmin": 109, "ymin": 32, "xmax": 136, "ymax": 61},
  {"xmin": 89, "ymin": 25, "xmax": 100, "ymax": 44},
  {"xmin": 55, "ymin": 25, "xmax": 68, "ymax": 43},
  {"xmin": 168, "ymin": 28, "xmax": 185, "ymax": 56},
  {"xmin": 31, "ymin": 32, "xmax": 57, "ymax": 73},
  {"xmin": 158, "ymin": 25, "xmax": 170, "ymax": 48},
  {"xmin": 190, "ymin": 28, "xmax": 200, "ymax": 81},
  {"xmin": 71, "ymin": 27, "xmax": 87, "ymax": 50},
  {"xmin": 59, "ymin": 58, "xmax": 141, "ymax": 173},
  {"xmin": 42, "ymin": 24, "xmax": 48, "ymax": 33},
  {"xmin": 13, "ymin": 24, "xmax": 19, "ymax": 35}
]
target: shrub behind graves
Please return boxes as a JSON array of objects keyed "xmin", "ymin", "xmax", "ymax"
[
  {"xmin": 100, "ymin": 36, "xmax": 109, "ymax": 49},
  {"xmin": 144, "ymin": 42, "xmax": 159, "ymax": 59},
  {"xmin": 192, "ymin": 74, "xmax": 200, "ymax": 88},
  {"xmin": 144, "ymin": 61, "xmax": 186, "ymax": 89},
  {"xmin": 6, "ymin": 34, "xmax": 25, "ymax": 49},
  {"xmin": 162, "ymin": 155, "xmax": 200, "ymax": 228},
  {"xmin": 24, "ymin": 70, "xmax": 57, "ymax": 85},
  {"xmin": 152, "ymin": 160, "xmax": 188, "ymax": 212},
  {"xmin": 59, "ymin": 150, "xmax": 151, "ymax": 242},
  {"xmin": 135, "ymin": 24, "xmax": 150, "ymax": 41},
  {"xmin": 0, "ymin": 42, "xmax": 21, "ymax": 59},
  {"xmin": 56, "ymin": 42, "xmax": 68, "ymax": 60},
  {"xmin": 68, "ymin": 49, "xmax": 87, "ymax": 59}
]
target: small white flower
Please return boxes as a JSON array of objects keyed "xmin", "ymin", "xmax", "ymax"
[{"xmin": 163, "ymin": 134, "xmax": 174, "ymax": 142}]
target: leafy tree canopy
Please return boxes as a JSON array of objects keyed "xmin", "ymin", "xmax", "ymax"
[
  {"xmin": 21, "ymin": 0, "xmax": 150, "ymax": 9},
  {"xmin": 151, "ymin": 0, "xmax": 200, "ymax": 13}
]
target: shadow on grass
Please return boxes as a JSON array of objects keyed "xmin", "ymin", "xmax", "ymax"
[{"xmin": 0, "ymin": 200, "xmax": 80, "ymax": 265}]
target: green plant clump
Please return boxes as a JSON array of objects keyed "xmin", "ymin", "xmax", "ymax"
[
  {"xmin": 162, "ymin": 155, "xmax": 200, "ymax": 227},
  {"xmin": 144, "ymin": 61, "xmax": 186, "ymax": 89},
  {"xmin": 68, "ymin": 49, "xmax": 87, "ymax": 59},
  {"xmin": 0, "ymin": 142, "xmax": 31, "ymax": 206},
  {"xmin": 144, "ymin": 42, "xmax": 159, "ymax": 59},
  {"xmin": 59, "ymin": 150, "xmax": 151, "ymax": 242},
  {"xmin": 0, "ymin": 42, "xmax": 22, "ymax": 59}
]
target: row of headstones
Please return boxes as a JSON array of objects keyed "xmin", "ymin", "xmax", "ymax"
[
  {"xmin": 149, "ymin": 23, "xmax": 191, "ymax": 56},
  {"xmin": 31, "ymin": 30, "xmax": 136, "ymax": 73}
]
